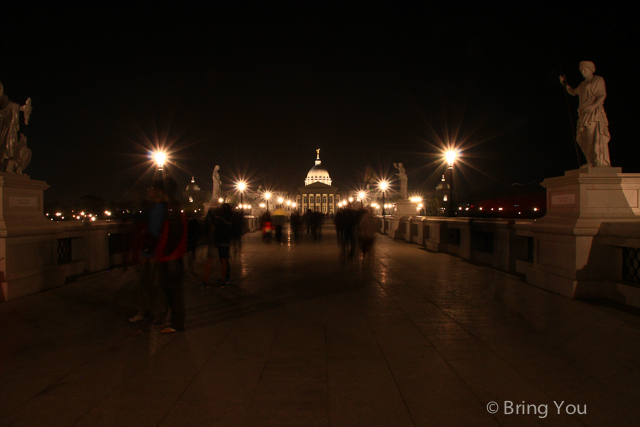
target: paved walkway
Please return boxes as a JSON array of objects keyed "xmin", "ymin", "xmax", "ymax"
[{"xmin": 1, "ymin": 224, "xmax": 640, "ymax": 426}]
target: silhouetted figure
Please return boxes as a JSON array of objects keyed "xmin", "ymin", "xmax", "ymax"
[
  {"xmin": 272, "ymin": 207, "xmax": 286, "ymax": 244},
  {"xmin": 290, "ymin": 211, "xmax": 302, "ymax": 242},
  {"xmin": 358, "ymin": 207, "xmax": 376, "ymax": 262},
  {"xmin": 231, "ymin": 209, "xmax": 244, "ymax": 256},
  {"xmin": 186, "ymin": 213, "xmax": 200, "ymax": 272}
]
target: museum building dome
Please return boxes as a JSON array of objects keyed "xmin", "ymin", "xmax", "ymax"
[
  {"xmin": 185, "ymin": 176, "xmax": 201, "ymax": 192},
  {"xmin": 305, "ymin": 150, "xmax": 332, "ymax": 186}
]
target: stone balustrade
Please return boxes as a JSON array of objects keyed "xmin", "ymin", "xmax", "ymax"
[
  {"xmin": 378, "ymin": 215, "xmax": 640, "ymax": 308},
  {"xmin": 1, "ymin": 215, "xmax": 261, "ymax": 301}
]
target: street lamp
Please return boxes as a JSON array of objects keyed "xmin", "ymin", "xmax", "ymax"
[
  {"xmin": 237, "ymin": 181, "xmax": 247, "ymax": 207},
  {"xmin": 379, "ymin": 181, "xmax": 389, "ymax": 233},
  {"xmin": 277, "ymin": 197, "xmax": 284, "ymax": 208},
  {"xmin": 264, "ymin": 192, "xmax": 271, "ymax": 211},
  {"xmin": 445, "ymin": 150, "xmax": 457, "ymax": 217},
  {"xmin": 358, "ymin": 191, "xmax": 365, "ymax": 208},
  {"xmin": 153, "ymin": 151, "xmax": 166, "ymax": 171}
]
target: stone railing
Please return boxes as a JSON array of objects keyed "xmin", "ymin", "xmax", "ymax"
[
  {"xmin": 54, "ymin": 215, "xmax": 261, "ymax": 280},
  {"xmin": 378, "ymin": 216, "xmax": 535, "ymax": 276},
  {"xmin": 377, "ymin": 215, "xmax": 640, "ymax": 308},
  {"xmin": 2, "ymin": 215, "xmax": 261, "ymax": 301}
]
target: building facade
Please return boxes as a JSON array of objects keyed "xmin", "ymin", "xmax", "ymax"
[{"xmin": 296, "ymin": 150, "xmax": 338, "ymax": 214}]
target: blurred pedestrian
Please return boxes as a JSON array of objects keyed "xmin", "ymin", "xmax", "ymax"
[
  {"xmin": 272, "ymin": 207, "xmax": 286, "ymax": 243},
  {"xmin": 231, "ymin": 208, "xmax": 244, "ymax": 257},
  {"xmin": 260, "ymin": 210, "xmax": 272, "ymax": 243},
  {"xmin": 358, "ymin": 207, "xmax": 376, "ymax": 262},
  {"xmin": 186, "ymin": 213, "xmax": 200, "ymax": 273},
  {"xmin": 290, "ymin": 210, "xmax": 302, "ymax": 242},
  {"xmin": 156, "ymin": 177, "xmax": 188, "ymax": 333}
]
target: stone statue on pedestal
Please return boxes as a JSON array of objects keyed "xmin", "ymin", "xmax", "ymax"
[
  {"xmin": 0, "ymin": 82, "xmax": 32, "ymax": 174},
  {"xmin": 393, "ymin": 162, "xmax": 408, "ymax": 199},
  {"xmin": 559, "ymin": 61, "xmax": 611, "ymax": 167},
  {"xmin": 210, "ymin": 165, "xmax": 221, "ymax": 202}
]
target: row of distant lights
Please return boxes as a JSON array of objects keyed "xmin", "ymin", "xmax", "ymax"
[
  {"xmin": 47, "ymin": 211, "xmax": 113, "ymax": 221},
  {"xmin": 469, "ymin": 207, "xmax": 539, "ymax": 213}
]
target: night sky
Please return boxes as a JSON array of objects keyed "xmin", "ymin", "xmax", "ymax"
[{"xmin": 3, "ymin": 2, "xmax": 638, "ymax": 206}]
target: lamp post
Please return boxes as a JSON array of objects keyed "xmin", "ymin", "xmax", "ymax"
[
  {"xmin": 237, "ymin": 182, "xmax": 246, "ymax": 208},
  {"xmin": 264, "ymin": 192, "xmax": 271, "ymax": 211},
  {"xmin": 358, "ymin": 191, "xmax": 365, "ymax": 209},
  {"xmin": 153, "ymin": 151, "xmax": 166, "ymax": 171},
  {"xmin": 379, "ymin": 181, "xmax": 388, "ymax": 233},
  {"xmin": 445, "ymin": 150, "xmax": 457, "ymax": 217}
]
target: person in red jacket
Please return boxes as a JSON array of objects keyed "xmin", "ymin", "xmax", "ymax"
[
  {"xmin": 128, "ymin": 176, "xmax": 187, "ymax": 334},
  {"xmin": 156, "ymin": 176, "xmax": 187, "ymax": 333}
]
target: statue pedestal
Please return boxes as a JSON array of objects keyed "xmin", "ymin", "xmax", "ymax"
[
  {"xmin": 393, "ymin": 200, "xmax": 416, "ymax": 217},
  {"xmin": 526, "ymin": 167, "xmax": 640, "ymax": 299},
  {"xmin": 0, "ymin": 172, "xmax": 63, "ymax": 300}
]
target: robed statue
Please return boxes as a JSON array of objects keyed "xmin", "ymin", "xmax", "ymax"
[
  {"xmin": 560, "ymin": 61, "xmax": 611, "ymax": 167},
  {"xmin": 393, "ymin": 162, "xmax": 408, "ymax": 199},
  {"xmin": 210, "ymin": 165, "xmax": 222, "ymax": 202},
  {"xmin": 0, "ymin": 82, "xmax": 32, "ymax": 174}
]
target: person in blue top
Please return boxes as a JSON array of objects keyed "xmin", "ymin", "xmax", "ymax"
[{"xmin": 129, "ymin": 180, "xmax": 168, "ymax": 323}]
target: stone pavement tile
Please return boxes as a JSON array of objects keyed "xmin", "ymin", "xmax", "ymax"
[
  {"xmin": 3, "ymin": 340, "xmax": 110, "ymax": 378},
  {"xmin": 542, "ymin": 377, "xmax": 640, "ymax": 427},
  {"xmin": 134, "ymin": 337, "xmax": 214, "ymax": 379},
  {"xmin": 367, "ymin": 320, "xmax": 431, "ymax": 346},
  {"xmin": 269, "ymin": 319, "xmax": 326, "ymax": 352},
  {"xmin": 243, "ymin": 400, "xmax": 328, "ymax": 427},
  {"xmin": 481, "ymin": 342, "xmax": 584, "ymax": 380},
  {"xmin": 0, "ymin": 375, "xmax": 58, "ymax": 417},
  {"xmin": 73, "ymin": 396, "xmax": 175, "ymax": 427},
  {"xmin": 325, "ymin": 332, "xmax": 386, "ymax": 362},
  {"xmin": 181, "ymin": 372, "xmax": 261, "ymax": 401},
  {"xmin": 379, "ymin": 344, "xmax": 454, "ymax": 381},
  {"xmin": 492, "ymin": 409, "xmax": 585, "ymax": 427},
  {"xmin": 32, "ymin": 370, "xmax": 124, "ymax": 400},
  {"xmin": 0, "ymin": 396, "xmax": 99, "ymax": 427},
  {"xmin": 398, "ymin": 302, "xmax": 453, "ymax": 322},
  {"xmin": 327, "ymin": 361, "xmax": 403, "ymax": 404},
  {"xmin": 198, "ymin": 355, "xmax": 267, "ymax": 379},
  {"xmin": 157, "ymin": 399, "xmax": 251, "ymax": 427},
  {"xmin": 410, "ymin": 320, "xmax": 470, "ymax": 339},
  {"xmin": 611, "ymin": 322, "xmax": 640, "ymax": 339},
  {"xmin": 329, "ymin": 401, "xmax": 414, "ymax": 427},
  {"xmin": 445, "ymin": 353, "xmax": 548, "ymax": 405},
  {"xmin": 251, "ymin": 379, "xmax": 328, "ymax": 403},
  {"xmin": 0, "ymin": 333, "xmax": 56, "ymax": 377},
  {"xmin": 261, "ymin": 354, "xmax": 327, "ymax": 381},
  {"xmin": 208, "ymin": 313, "xmax": 282, "ymax": 361},
  {"xmin": 404, "ymin": 394, "xmax": 500, "ymax": 427},
  {"xmin": 429, "ymin": 336, "xmax": 493, "ymax": 360},
  {"xmin": 112, "ymin": 375, "xmax": 193, "ymax": 400}
]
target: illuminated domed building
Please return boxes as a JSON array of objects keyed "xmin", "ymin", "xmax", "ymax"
[
  {"xmin": 296, "ymin": 149, "xmax": 338, "ymax": 214},
  {"xmin": 183, "ymin": 176, "xmax": 206, "ymax": 211}
]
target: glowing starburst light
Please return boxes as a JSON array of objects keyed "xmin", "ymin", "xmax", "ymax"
[{"xmin": 153, "ymin": 151, "xmax": 167, "ymax": 170}]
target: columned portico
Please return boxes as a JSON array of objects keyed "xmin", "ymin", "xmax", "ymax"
[{"xmin": 297, "ymin": 182, "xmax": 338, "ymax": 214}]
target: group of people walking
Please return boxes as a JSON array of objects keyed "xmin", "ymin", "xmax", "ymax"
[
  {"xmin": 126, "ymin": 186, "xmax": 379, "ymax": 333},
  {"xmin": 126, "ymin": 177, "xmax": 245, "ymax": 334},
  {"xmin": 334, "ymin": 206, "xmax": 376, "ymax": 261}
]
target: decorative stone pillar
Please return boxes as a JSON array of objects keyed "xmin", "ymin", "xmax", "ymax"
[
  {"xmin": 527, "ymin": 167, "xmax": 640, "ymax": 298},
  {"xmin": 0, "ymin": 172, "xmax": 64, "ymax": 300}
]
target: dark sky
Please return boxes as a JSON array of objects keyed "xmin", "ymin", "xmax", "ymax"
[{"xmin": 3, "ymin": 2, "xmax": 638, "ymax": 206}]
